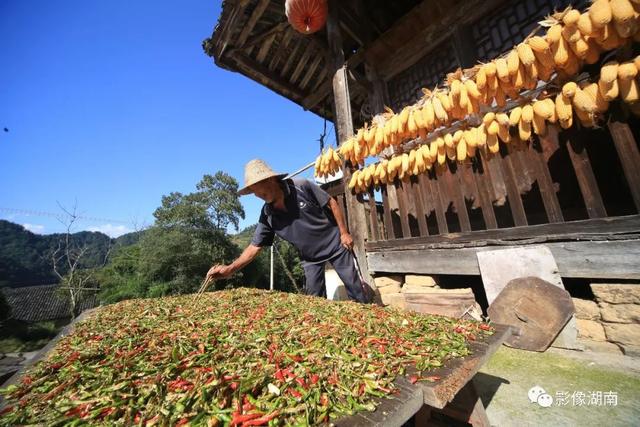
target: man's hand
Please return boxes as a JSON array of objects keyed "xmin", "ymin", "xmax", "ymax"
[
  {"xmin": 206, "ymin": 264, "xmax": 233, "ymax": 281},
  {"xmin": 340, "ymin": 232, "xmax": 354, "ymax": 250}
]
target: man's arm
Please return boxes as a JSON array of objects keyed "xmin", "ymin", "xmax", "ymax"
[
  {"xmin": 328, "ymin": 197, "xmax": 354, "ymax": 250},
  {"xmin": 206, "ymin": 244, "xmax": 263, "ymax": 280}
]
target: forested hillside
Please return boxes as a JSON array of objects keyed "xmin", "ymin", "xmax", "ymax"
[{"xmin": 0, "ymin": 220, "xmax": 139, "ymax": 287}]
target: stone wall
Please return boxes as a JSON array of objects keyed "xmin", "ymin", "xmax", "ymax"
[
  {"xmin": 374, "ymin": 275, "xmax": 483, "ymax": 321},
  {"xmin": 574, "ymin": 284, "xmax": 640, "ymax": 357}
]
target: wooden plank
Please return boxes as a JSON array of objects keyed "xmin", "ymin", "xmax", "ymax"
[
  {"xmin": 500, "ymin": 147, "xmax": 528, "ymax": 227},
  {"xmin": 289, "ymin": 44, "xmax": 313, "ymax": 83},
  {"xmin": 449, "ymin": 166, "xmax": 472, "ymax": 232},
  {"xmin": 268, "ymin": 28, "xmax": 294, "ymax": 70},
  {"xmin": 415, "ymin": 324, "xmax": 512, "ymax": 409},
  {"xmin": 528, "ymin": 140, "xmax": 564, "ymax": 223},
  {"xmin": 411, "ymin": 176, "xmax": 429, "ymax": 236},
  {"xmin": 299, "ymin": 55, "xmax": 323, "ymax": 90},
  {"xmin": 608, "ymin": 120, "xmax": 640, "ymax": 211},
  {"xmin": 302, "ymin": 48, "xmax": 367, "ymax": 110},
  {"xmin": 281, "ymin": 39, "xmax": 304, "ymax": 77},
  {"xmin": 565, "ymin": 131, "xmax": 607, "ymax": 219},
  {"xmin": 236, "ymin": 0, "xmax": 270, "ymax": 47},
  {"xmin": 236, "ymin": 20, "xmax": 287, "ymax": 53},
  {"xmin": 367, "ymin": 239, "xmax": 640, "ymax": 279},
  {"xmin": 473, "ymin": 155, "xmax": 498, "ymax": 230},
  {"xmin": 369, "ymin": 0, "xmax": 507, "ymax": 80},
  {"xmin": 231, "ymin": 52, "xmax": 306, "ymax": 101},
  {"xmin": 326, "ymin": 0, "xmax": 371, "ymax": 285},
  {"xmin": 424, "ymin": 174, "xmax": 449, "ymax": 234},
  {"xmin": 367, "ymin": 189, "xmax": 380, "ymax": 242},
  {"xmin": 482, "ymin": 151, "xmax": 507, "ymax": 206},
  {"xmin": 255, "ymin": 33, "xmax": 276, "ymax": 63},
  {"xmin": 395, "ymin": 180, "xmax": 412, "ymax": 238},
  {"xmin": 334, "ymin": 378, "xmax": 423, "ymax": 426},
  {"xmin": 381, "ymin": 185, "xmax": 396, "ymax": 240},
  {"xmin": 366, "ymin": 214, "xmax": 640, "ymax": 250}
]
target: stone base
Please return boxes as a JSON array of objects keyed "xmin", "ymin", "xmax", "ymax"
[
  {"xmin": 577, "ymin": 339, "xmax": 623, "ymax": 355},
  {"xmin": 576, "ymin": 319, "xmax": 607, "ymax": 341},
  {"xmin": 603, "ymin": 323, "xmax": 640, "ymax": 346},
  {"xmin": 374, "ymin": 275, "xmax": 403, "ymax": 288},
  {"xmin": 591, "ymin": 284, "xmax": 640, "ymax": 304},
  {"xmin": 381, "ymin": 293, "xmax": 406, "ymax": 310},
  {"xmin": 618, "ymin": 343, "xmax": 640, "ymax": 358},
  {"xmin": 572, "ymin": 298, "xmax": 600, "ymax": 321}
]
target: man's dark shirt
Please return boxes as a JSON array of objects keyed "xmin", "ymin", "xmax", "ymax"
[{"xmin": 251, "ymin": 178, "xmax": 344, "ymax": 264}]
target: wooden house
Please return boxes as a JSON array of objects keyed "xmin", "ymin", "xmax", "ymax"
[{"xmin": 204, "ymin": 0, "xmax": 640, "ymax": 370}]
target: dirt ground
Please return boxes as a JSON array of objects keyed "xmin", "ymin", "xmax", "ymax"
[{"xmin": 473, "ymin": 346, "xmax": 640, "ymax": 427}]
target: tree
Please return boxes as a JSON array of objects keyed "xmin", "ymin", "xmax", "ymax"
[
  {"xmin": 153, "ymin": 172, "xmax": 245, "ymax": 232},
  {"xmin": 51, "ymin": 203, "xmax": 111, "ymax": 318},
  {"xmin": 137, "ymin": 226, "xmax": 239, "ymax": 295}
]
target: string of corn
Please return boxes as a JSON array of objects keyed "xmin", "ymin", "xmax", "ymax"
[
  {"xmin": 347, "ymin": 55, "xmax": 639, "ymax": 194},
  {"xmin": 314, "ymin": 0, "xmax": 640, "ymax": 178}
]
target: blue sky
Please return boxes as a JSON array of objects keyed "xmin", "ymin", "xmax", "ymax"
[{"xmin": 0, "ymin": 0, "xmax": 330, "ymax": 237}]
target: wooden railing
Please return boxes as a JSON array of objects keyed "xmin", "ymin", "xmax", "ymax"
[{"xmin": 325, "ymin": 115, "xmax": 640, "ymax": 249}]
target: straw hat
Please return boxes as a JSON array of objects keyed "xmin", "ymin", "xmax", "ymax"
[{"xmin": 238, "ymin": 159, "xmax": 288, "ymax": 195}]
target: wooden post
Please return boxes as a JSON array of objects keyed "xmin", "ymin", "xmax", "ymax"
[{"xmin": 326, "ymin": 0, "xmax": 373, "ymax": 286}]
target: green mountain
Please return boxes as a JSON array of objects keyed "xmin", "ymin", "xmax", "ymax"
[{"xmin": 0, "ymin": 220, "xmax": 142, "ymax": 287}]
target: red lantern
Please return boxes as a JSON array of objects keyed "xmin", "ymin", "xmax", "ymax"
[{"xmin": 285, "ymin": 0, "xmax": 328, "ymax": 35}]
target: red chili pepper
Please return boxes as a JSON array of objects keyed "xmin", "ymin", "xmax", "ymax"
[
  {"xmin": 230, "ymin": 382, "xmax": 239, "ymax": 390},
  {"xmin": 479, "ymin": 323, "xmax": 491, "ymax": 331},
  {"xmin": 289, "ymin": 389, "xmax": 302, "ymax": 398},
  {"xmin": 230, "ymin": 412, "xmax": 263, "ymax": 426},
  {"xmin": 240, "ymin": 410, "xmax": 279, "ymax": 426},
  {"xmin": 295, "ymin": 377, "xmax": 307, "ymax": 389},
  {"xmin": 274, "ymin": 369, "xmax": 285, "ymax": 382},
  {"xmin": 21, "ymin": 376, "xmax": 33, "ymax": 385},
  {"xmin": 0, "ymin": 405, "xmax": 13, "ymax": 415},
  {"xmin": 97, "ymin": 407, "xmax": 116, "ymax": 419},
  {"xmin": 176, "ymin": 417, "xmax": 190, "ymax": 426},
  {"xmin": 310, "ymin": 374, "xmax": 320, "ymax": 385},
  {"xmin": 408, "ymin": 375, "xmax": 419, "ymax": 384}
]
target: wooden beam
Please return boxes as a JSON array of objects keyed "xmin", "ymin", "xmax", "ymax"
[
  {"xmin": 299, "ymin": 55, "xmax": 323, "ymax": 90},
  {"xmin": 380, "ymin": 185, "xmax": 394, "ymax": 240},
  {"xmin": 474, "ymin": 161, "xmax": 498, "ymax": 229},
  {"xmin": 255, "ymin": 33, "xmax": 277, "ymax": 63},
  {"xmin": 535, "ymin": 130, "xmax": 565, "ymax": 223},
  {"xmin": 370, "ymin": 0, "xmax": 507, "ymax": 81},
  {"xmin": 367, "ymin": 239, "xmax": 640, "ymax": 279},
  {"xmin": 327, "ymin": 0, "xmax": 372, "ymax": 286},
  {"xmin": 366, "ymin": 214, "xmax": 640, "ymax": 250},
  {"xmin": 450, "ymin": 166, "xmax": 472, "ymax": 232},
  {"xmin": 411, "ymin": 175, "xmax": 429, "ymax": 236},
  {"xmin": 236, "ymin": 0, "xmax": 270, "ymax": 47},
  {"xmin": 396, "ymin": 180, "xmax": 412, "ymax": 238},
  {"xmin": 239, "ymin": 21, "xmax": 287, "ymax": 52},
  {"xmin": 608, "ymin": 119, "xmax": 640, "ymax": 212},
  {"xmin": 231, "ymin": 52, "xmax": 306, "ymax": 102},
  {"xmin": 302, "ymin": 47, "xmax": 368, "ymax": 111},
  {"xmin": 367, "ymin": 189, "xmax": 380, "ymax": 242},
  {"xmin": 280, "ymin": 38, "xmax": 304, "ymax": 77},
  {"xmin": 289, "ymin": 45, "xmax": 313, "ymax": 83},
  {"xmin": 424, "ymin": 174, "xmax": 449, "ymax": 234},
  {"xmin": 565, "ymin": 130, "xmax": 607, "ymax": 219},
  {"xmin": 501, "ymin": 147, "xmax": 528, "ymax": 227},
  {"xmin": 268, "ymin": 28, "xmax": 294, "ymax": 71}
]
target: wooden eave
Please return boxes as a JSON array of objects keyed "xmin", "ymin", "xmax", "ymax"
[{"xmin": 203, "ymin": 0, "xmax": 422, "ymax": 124}]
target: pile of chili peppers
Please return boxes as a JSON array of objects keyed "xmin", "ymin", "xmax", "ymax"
[{"xmin": 0, "ymin": 288, "xmax": 493, "ymax": 426}]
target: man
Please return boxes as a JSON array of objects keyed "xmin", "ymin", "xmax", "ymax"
[{"xmin": 206, "ymin": 159, "xmax": 368, "ymax": 303}]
